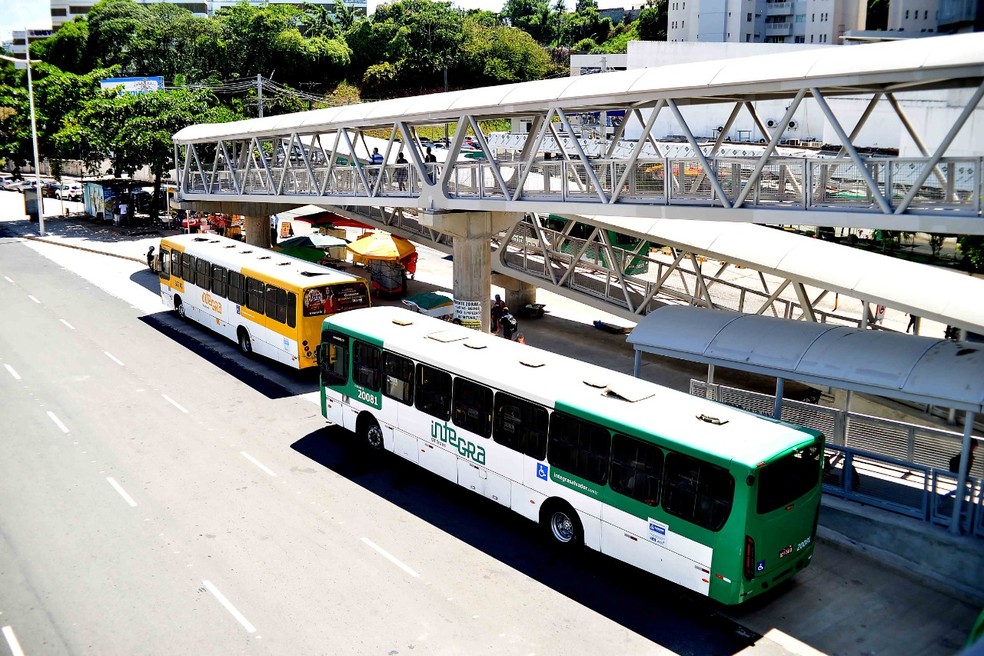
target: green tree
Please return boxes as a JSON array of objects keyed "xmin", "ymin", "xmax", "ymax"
[
  {"xmin": 127, "ymin": 2, "xmax": 206, "ymax": 80},
  {"xmin": 636, "ymin": 1, "xmax": 667, "ymax": 41},
  {"xmin": 84, "ymin": 0, "xmax": 150, "ymax": 72},
  {"xmin": 32, "ymin": 19, "xmax": 91, "ymax": 74},
  {"xmin": 958, "ymin": 236, "xmax": 984, "ymax": 272},
  {"xmin": 55, "ymin": 87, "xmax": 237, "ymax": 218},
  {"xmin": 458, "ymin": 19, "xmax": 550, "ymax": 85}
]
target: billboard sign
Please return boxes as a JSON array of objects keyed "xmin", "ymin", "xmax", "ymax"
[{"xmin": 100, "ymin": 76, "xmax": 165, "ymax": 95}]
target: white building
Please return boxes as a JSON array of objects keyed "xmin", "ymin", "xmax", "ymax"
[
  {"xmin": 887, "ymin": 0, "xmax": 939, "ymax": 33},
  {"xmin": 668, "ymin": 0, "xmax": 866, "ymax": 45}
]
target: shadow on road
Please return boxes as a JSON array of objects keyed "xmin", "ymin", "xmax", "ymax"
[
  {"xmin": 138, "ymin": 312, "xmax": 320, "ymax": 399},
  {"xmin": 291, "ymin": 426, "xmax": 763, "ymax": 655}
]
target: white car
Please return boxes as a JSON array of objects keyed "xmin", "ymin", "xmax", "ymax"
[{"xmin": 56, "ymin": 183, "xmax": 83, "ymax": 201}]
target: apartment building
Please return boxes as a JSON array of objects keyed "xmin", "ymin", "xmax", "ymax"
[{"xmin": 667, "ymin": 0, "xmax": 866, "ymax": 45}]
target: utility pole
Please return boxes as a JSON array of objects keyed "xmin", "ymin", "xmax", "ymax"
[{"xmin": 257, "ymin": 74, "xmax": 263, "ymax": 118}]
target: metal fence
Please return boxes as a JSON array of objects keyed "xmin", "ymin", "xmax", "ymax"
[{"xmin": 689, "ymin": 380, "xmax": 983, "ymax": 538}]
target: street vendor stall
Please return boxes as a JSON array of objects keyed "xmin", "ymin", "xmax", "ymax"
[{"xmin": 346, "ymin": 232, "xmax": 417, "ymax": 296}]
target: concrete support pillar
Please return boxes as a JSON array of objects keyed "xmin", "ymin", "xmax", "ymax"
[
  {"xmin": 244, "ymin": 215, "xmax": 272, "ymax": 249},
  {"xmin": 421, "ymin": 210, "xmax": 521, "ymax": 332},
  {"xmin": 492, "ymin": 275, "xmax": 537, "ymax": 313}
]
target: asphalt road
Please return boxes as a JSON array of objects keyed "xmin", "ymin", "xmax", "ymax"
[
  {"xmin": 0, "ymin": 237, "xmax": 758, "ymax": 655},
  {"xmin": 1, "ymin": 217, "xmax": 980, "ymax": 656}
]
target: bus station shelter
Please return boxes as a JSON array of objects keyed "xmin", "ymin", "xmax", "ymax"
[{"xmin": 627, "ymin": 306, "xmax": 984, "ymax": 533}]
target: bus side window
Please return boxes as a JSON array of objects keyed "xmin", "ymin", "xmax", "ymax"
[
  {"xmin": 452, "ymin": 377, "xmax": 493, "ymax": 438},
  {"xmin": 265, "ymin": 284, "xmax": 288, "ymax": 324},
  {"xmin": 212, "ymin": 265, "xmax": 228, "ymax": 297},
  {"xmin": 318, "ymin": 332, "xmax": 348, "ymax": 385},
  {"xmin": 415, "ymin": 363, "xmax": 451, "ymax": 421},
  {"xmin": 228, "ymin": 271, "xmax": 245, "ymax": 305},
  {"xmin": 610, "ymin": 433, "xmax": 663, "ymax": 506},
  {"xmin": 197, "ymin": 258, "xmax": 210, "ymax": 290},
  {"xmin": 286, "ymin": 292, "xmax": 296, "ymax": 328},
  {"xmin": 181, "ymin": 253, "xmax": 195, "ymax": 282},
  {"xmin": 547, "ymin": 412, "xmax": 611, "ymax": 485},
  {"xmin": 493, "ymin": 391, "xmax": 548, "ymax": 460},
  {"xmin": 158, "ymin": 248, "xmax": 171, "ymax": 280},
  {"xmin": 382, "ymin": 351, "xmax": 414, "ymax": 405},
  {"xmin": 246, "ymin": 277, "xmax": 265, "ymax": 313},
  {"xmin": 662, "ymin": 453, "xmax": 735, "ymax": 531},
  {"xmin": 352, "ymin": 340, "xmax": 381, "ymax": 391}
]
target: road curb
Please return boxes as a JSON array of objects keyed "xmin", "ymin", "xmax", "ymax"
[{"xmin": 21, "ymin": 234, "xmax": 146, "ymax": 265}]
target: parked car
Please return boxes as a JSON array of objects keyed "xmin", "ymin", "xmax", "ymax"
[
  {"xmin": 41, "ymin": 181, "xmax": 61, "ymax": 198},
  {"xmin": 56, "ymin": 183, "xmax": 83, "ymax": 202}
]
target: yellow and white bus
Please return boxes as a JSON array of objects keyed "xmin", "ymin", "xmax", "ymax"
[{"xmin": 158, "ymin": 233, "xmax": 370, "ymax": 369}]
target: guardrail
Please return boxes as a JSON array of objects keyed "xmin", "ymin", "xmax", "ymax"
[{"xmin": 179, "ymin": 150, "xmax": 984, "ymax": 217}]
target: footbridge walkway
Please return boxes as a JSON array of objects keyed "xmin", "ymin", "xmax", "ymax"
[{"xmin": 175, "ymin": 34, "xmax": 984, "ymax": 235}]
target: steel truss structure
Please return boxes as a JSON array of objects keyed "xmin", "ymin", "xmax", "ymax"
[
  {"xmin": 336, "ymin": 204, "xmax": 913, "ymax": 332},
  {"xmin": 175, "ymin": 34, "xmax": 984, "ymax": 234}
]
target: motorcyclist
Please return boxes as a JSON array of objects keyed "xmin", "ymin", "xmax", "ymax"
[{"xmin": 146, "ymin": 245, "xmax": 156, "ymax": 271}]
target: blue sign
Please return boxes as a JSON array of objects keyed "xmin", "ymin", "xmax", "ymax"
[
  {"xmin": 756, "ymin": 560, "xmax": 766, "ymax": 572},
  {"xmin": 100, "ymin": 76, "xmax": 165, "ymax": 95},
  {"xmin": 537, "ymin": 463, "xmax": 549, "ymax": 481}
]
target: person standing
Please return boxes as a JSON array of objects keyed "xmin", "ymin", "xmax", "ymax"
[
  {"xmin": 907, "ymin": 314, "xmax": 919, "ymax": 333},
  {"xmin": 395, "ymin": 152, "xmax": 408, "ymax": 191},
  {"xmin": 490, "ymin": 294, "xmax": 506, "ymax": 333},
  {"xmin": 424, "ymin": 147, "xmax": 437, "ymax": 183}
]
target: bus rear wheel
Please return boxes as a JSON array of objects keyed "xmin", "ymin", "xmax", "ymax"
[
  {"xmin": 237, "ymin": 328, "xmax": 252, "ymax": 356},
  {"xmin": 542, "ymin": 501, "xmax": 582, "ymax": 547},
  {"xmin": 358, "ymin": 416, "xmax": 384, "ymax": 451}
]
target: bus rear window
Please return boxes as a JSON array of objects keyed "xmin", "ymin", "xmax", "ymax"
[
  {"xmin": 303, "ymin": 283, "xmax": 370, "ymax": 317},
  {"xmin": 757, "ymin": 441, "xmax": 822, "ymax": 514}
]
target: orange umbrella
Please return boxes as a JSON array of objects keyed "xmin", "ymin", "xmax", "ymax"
[{"xmin": 346, "ymin": 232, "xmax": 416, "ymax": 262}]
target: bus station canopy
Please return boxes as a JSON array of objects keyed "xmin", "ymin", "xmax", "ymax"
[{"xmin": 627, "ymin": 306, "xmax": 984, "ymax": 413}]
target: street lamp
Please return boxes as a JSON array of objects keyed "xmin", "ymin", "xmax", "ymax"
[{"xmin": 1, "ymin": 38, "xmax": 45, "ymax": 236}]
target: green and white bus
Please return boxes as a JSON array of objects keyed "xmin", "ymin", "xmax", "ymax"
[{"xmin": 316, "ymin": 306, "xmax": 823, "ymax": 605}]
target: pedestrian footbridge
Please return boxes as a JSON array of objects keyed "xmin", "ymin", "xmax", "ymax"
[{"xmin": 174, "ymin": 33, "xmax": 984, "ymax": 235}]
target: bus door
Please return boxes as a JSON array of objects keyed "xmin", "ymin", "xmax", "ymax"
[{"xmin": 317, "ymin": 331, "xmax": 350, "ymax": 426}]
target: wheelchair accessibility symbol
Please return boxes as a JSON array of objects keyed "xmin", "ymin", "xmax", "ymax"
[{"xmin": 537, "ymin": 463, "xmax": 548, "ymax": 481}]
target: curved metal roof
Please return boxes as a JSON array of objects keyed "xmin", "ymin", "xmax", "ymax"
[
  {"xmin": 627, "ymin": 306, "xmax": 984, "ymax": 412},
  {"xmin": 174, "ymin": 33, "xmax": 984, "ymax": 143},
  {"xmin": 580, "ymin": 214, "xmax": 984, "ymax": 335}
]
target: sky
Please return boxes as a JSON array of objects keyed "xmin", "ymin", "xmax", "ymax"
[
  {"xmin": 0, "ymin": 0, "xmax": 52, "ymax": 45},
  {"xmin": 0, "ymin": 0, "xmax": 626, "ymax": 47}
]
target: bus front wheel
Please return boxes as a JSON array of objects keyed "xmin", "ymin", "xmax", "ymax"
[
  {"xmin": 174, "ymin": 297, "xmax": 186, "ymax": 320},
  {"xmin": 237, "ymin": 328, "xmax": 252, "ymax": 356},
  {"xmin": 542, "ymin": 501, "xmax": 582, "ymax": 547},
  {"xmin": 358, "ymin": 416, "xmax": 384, "ymax": 451}
]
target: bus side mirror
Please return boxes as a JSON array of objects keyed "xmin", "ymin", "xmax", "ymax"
[{"xmin": 315, "ymin": 342, "xmax": 328, "ymax": 367}]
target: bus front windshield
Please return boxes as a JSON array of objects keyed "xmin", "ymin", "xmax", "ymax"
[
  {"xmin": 303, "ymin": 283, "xmax": 370, "ymax": 317},
  {"xmin": 756, "ymin": 439, "xmax": 822, "ymax": 514}
]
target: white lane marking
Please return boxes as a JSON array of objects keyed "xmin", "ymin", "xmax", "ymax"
[
  {"xmin": 47, "ymin": 411, "xmax": 69, "ymax": 434},
  {"xmin": 202, "ymin": 580, "xmax": 256, "ymax": 634},
  {"xmin": 107, "ymin": 477, "xmax": 138, "ymax": 507},
  {"xmin": 3, "ymin": 275, "xmax": 13, "ymax": 284},
  {"xmin": 161, "ymin": 394, "xmax": 188, "ymax": 413},
  {"xmin": 60, "ymin": 319, "xmax": 76, "ymax": 330},
  {"xmin": 104, "ymin": 351, "xmax": 125, "ymax": 367},
  {"xmin": 240, "ymin": 452, "xmax": 276, "ymax": 477},
  {"xmin": 360, "ymin": 537, "xmax": 420, "ymax": 578},
  {"xmin": 27, "ymin": 295, "xmax": 40, "ymax": 304},
  {"xmin": 4, "ymin": 364, "xmax": 21, "ymax": 380},
  {"xmin": 2, "ymin": 626, "xmax": 25, "ymax": 656}
]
